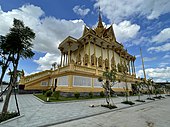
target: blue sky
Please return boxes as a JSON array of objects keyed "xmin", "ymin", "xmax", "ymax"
[{"xmin": 0, "ymin": 0, "xmax": 170, "ymax": 82}]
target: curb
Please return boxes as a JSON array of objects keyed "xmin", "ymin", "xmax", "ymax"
[
  {"xmin": 33, "ymin": 94, "xmax": 113, "ymax": 104},
  {"xmin": 0, "ymin": 114, "xmax": 24, "ymax": 125}
]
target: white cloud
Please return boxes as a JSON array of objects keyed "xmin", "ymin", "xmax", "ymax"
[
  {"xmin": 94, "ymin": 0, "xmax": 170, "ymax": 23},
  {"xmin": 135, "ymin": 55, "xmax": 141, "ymax": 58},
  {"xmin": 148, "ymin": 43, "xmax": 170, "ymax": 52},
  {"xmin": 73, "ymin": 5, "xmax": 90, "ymax": 17},
  {"xmin": 151, "ymin": 28, "xmax": 170, "ymax": 43},
  {"xmin": 143, "ymin": 57, "xmax": 157, "ymax": 62},
  {"xmin": 0, "ymin": 4, "xmax": 85, "ymax": 54},
  {"xmin": 133, "ymin": 36, "xmax": 150, "ymax": 46},
  {"xmin": 33, "ymin": 18, "xmax": 84, "ymax": 53},
  {"xmin": 136, "ymin": 67, "xmax": 170, "ymax": 82},
  {"xmin": 34, "ymin": 53, "xmax": 61, "ymax": 71},
  {"xmin": 159, "ymin": 62, "xmax": 169, "ymax": 67},
  {"xmin": 0, "ymin": 4, "xmax": 86, "ymax": 71},
  {"xmin": 92, "ymin": 20, "xmax": 140, "ymax": 45},
  {"xmin": 113, "ymin": 20, "xmax": 140, "ymax": 43},
  {"xmin": 136, "ymin": 70, "xmax": 145, "ymax": 79},
  {"xmin": 163, "ymin": 54, "xmax": 170, "ymax": 59}
]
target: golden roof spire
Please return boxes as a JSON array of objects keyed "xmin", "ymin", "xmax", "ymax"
[{"xmin": 97, "ymin": 6, "xmax": 104, "ymax": 29}]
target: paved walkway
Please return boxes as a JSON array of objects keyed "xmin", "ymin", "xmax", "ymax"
[
  {"xmin": 0, "ymin": 94, "xmax": 169, "ymax": 127},
  {"xmin": 52, "ymin": 97, "xmax": 170, "ymax": 127}
]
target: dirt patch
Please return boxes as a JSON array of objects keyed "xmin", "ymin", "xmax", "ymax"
[{"xmin": 146, "ymin": 121, "xmax": 154, "ymax": 127}]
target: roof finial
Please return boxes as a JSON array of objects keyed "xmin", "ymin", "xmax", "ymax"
[{"xmin": 97, "ymin": 6, "xmax": 104, "ymax": 28}]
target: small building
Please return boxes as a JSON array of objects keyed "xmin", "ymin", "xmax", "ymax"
[{"xmin": 19, "ymin": 13, "xmax": 141, "ymax": 94}]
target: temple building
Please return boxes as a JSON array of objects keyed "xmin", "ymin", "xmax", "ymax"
[{"xmin": 19, "ymin": 13, "xmax": 141, "ymax": 94}]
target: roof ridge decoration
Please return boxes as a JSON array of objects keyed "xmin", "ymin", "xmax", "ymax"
[
  {"xmin": 97, "ymin": 7, "xmax": 104, "ymax": 29},
  {"xmin": 82, "ymin": 7, "xmax": 117, "ymax": 44}
]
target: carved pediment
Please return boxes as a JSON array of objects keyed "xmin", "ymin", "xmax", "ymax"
[
  {"xmin": 123, "ymin": 61, "xmax": 128, "ymax": 73},
  {"xmin": 91, "ymin": 54, "xmax": 97, "ymax": 65},
  {"xmin": 117, "ymin": 63, "xmax": 122, "ymax": 72},
  {"xmin": 111, "ymin": 57, "xmax": 117, "ymax": 71},
  {"xmin": 105, "ymin": 58, "xmax": 109, "ymax": 69},
  {"xmin": 103, "ymin": 25, "xmax": 116, "ymax": 42},
  {"xmin": 98, "ymin": 56, "xmax": 103, "ymax": 67},
  {"xmin": 111, "ymin": 56, "xmax": 115, "ymax": 66},
  {"xmin": 76, "ymin": 54, "xmax": 81, "ymax": 65},
  {"xmin": 83, "ymin": 54, "xmax": 89, "ymax": 65}
]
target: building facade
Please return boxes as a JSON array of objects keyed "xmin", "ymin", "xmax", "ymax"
[{"xmin": 19, "ymin": 14, "xmax": 141, "ymax": 94}]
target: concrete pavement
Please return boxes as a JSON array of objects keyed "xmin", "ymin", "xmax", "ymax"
[
  {"xmin": 51, "ymin": 97, "xmax": 170, "ymax": 127},
  {"xmin": 0, "ymin": 94, "xmax": 169, "ymax": 127}
]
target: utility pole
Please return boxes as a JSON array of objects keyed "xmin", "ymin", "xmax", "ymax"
[{"xmin": 140, "ymin": 48, "xmax": 146, "ymax": 80}]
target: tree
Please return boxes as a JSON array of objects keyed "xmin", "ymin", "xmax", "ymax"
[
  {"xmin": 142, "ymin": 78, "xmax": 154, "ymax": 100},
  {"xmin": 0, "ymin": 35, "xmax": 13, "ymax": 101},
  {"xmin": 153, "ymin": 83, "xmax": 160, "ymax": 97},
  {"xmin": 135, "ymin": 81, "xmax": 145, "ymax": 102},
  {"xmin": 165, "ymin": 84, "xmax": 170, "ymax": 95},
  {"xmin": 98, "ymin": 69, "xmax": 117, "ymax": 108},
  {"xmin": 120, "ymin": 72, "xmax": 129, "ymax": 102},
  {"xmin": 120, "ymin": 71, "xmax": 135, "ymax": 105},
  {"xmin": 2, "ymin": 18, "xmax": 35, "ymax": 114}
]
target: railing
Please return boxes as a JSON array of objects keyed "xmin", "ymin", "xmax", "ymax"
[
  {"xmin": 58, "ymin": 65, "xmax": 70, "ymax": 72},
  {"xmin": 19, "ymin": 70, "xmax": 51, "ymax": 84},
  {"xmin": 20, "ymin": 64, "xmax": 138, "ymax": 85},
  {"xmin": 74, "ymin": 65, "xmax": 96, "ymax": 74},
  {"xmin": 57, "ymin": 64, "xmax": 96, "ymax": 74}
]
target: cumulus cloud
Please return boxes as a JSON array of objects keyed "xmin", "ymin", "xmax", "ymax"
[
  {"xmin": 94, "ymin": 0, "xmax": 170, "ymax": 23},
  {"xmin": 143, "ymin": 57, "xmax": 157, "ymax": 62},
  {"xmin": 159, "ymin": 63, "xmax": 169, "ymax": 67},
  {"xmin": 0, "ymin": 4, "xmax": 86, "ymax": 71},
  {"xmin": 136, "ymin": 67, "xmax": 170, "ymax": 82},
  {"xmin": 151, "ymin": 28, "xmax": 170, "ymax": 43},
  {"xmin": 135, "ymin": 55, "xmax": 141, "ymax": 58},
  {"xmin": 113, "ymin": 20, "xmax": 140, "ymax": 43},
  {"xmin": 163, "ymin": 54, "xmax": 170, "ymax": 59},
  {"xmin": 0, "ymin": 4, "xmax": 43, "ymax": 35},
  {"xmin": 0, "ymin": 4, "xmax": 85, "ymax": 54},
  {"xmin": 34, "ymin": 53, "xmax": 61, "ymax": 71},
  {"xmin": 93, "ymin": 20, "xmax": 140, "ymax": 43},
  {"xmin": 148, "ymin": 43, "xmax": 170, "ymax": 52},
  {"xmin": 33, "ymin": 18, "xmax": 85, "ymax": 53},
  {"xmin": 73, "ymin": 5, "xmax": 90, "ymax": 17}
]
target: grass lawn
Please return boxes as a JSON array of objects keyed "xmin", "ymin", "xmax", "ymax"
[{"xmin": 34, "ymin": 94, "xmax": 105, "ymax": 102}]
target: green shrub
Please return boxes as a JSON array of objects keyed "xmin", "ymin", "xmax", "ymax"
[
  {"xmin": 52, "ymin": 91, "xmax": 60, "ymax": 100},
  {"xmin": 74, "ymin": 92, "xmax": 80, "ymax": 99},
  {"xmin": 89, "ymin": 92, "xmax": 93, "ymax": 98},
  {"xmin": 100, "ymin": 91, "xmax": 105, "ymax": 97},
  {"xmin": 45, "ymin": 90, "xmax": 52, "ymax": 97},
  {"xmin": 42, "ymin": 90, "xmax": 47, "ymax": 95}
]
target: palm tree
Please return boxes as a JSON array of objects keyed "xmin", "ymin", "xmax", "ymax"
[{"xmin": 2, "ymin": 18, "xmax": 35, "ymax": 114}]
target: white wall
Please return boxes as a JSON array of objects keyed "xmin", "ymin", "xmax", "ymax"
[
  {"xmin": 58, "ymin": 76, "xmax": 68, "ymax": 86},
  {"xmin": 73, "ymin": 75, "xmax": 92, "ymax": 87}
]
